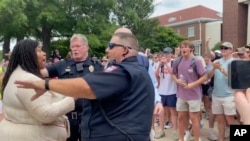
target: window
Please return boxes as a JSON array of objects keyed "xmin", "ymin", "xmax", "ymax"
[
  {"xmin": 193, "ymin": 40, "xmax": 201, "ymax": 56},
  {"xmin": 176, "ymin": 29, "xmax": 180, "ymax": 35},
  {"xmin": 168, "ymin": 17, "xmax": 176, "ymax": 23},
  {"xmin": 194, "ymin": 45, "xmax": 201, "ymax": 56},
  {"xmin": 188, "ymin": 27, "xmax": 195, "ymax": 37}
]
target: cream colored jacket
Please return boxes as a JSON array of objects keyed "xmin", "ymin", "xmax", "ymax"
[{"xmin": 0, "ymin": 66, "xmax": 75, "ymax": 141}]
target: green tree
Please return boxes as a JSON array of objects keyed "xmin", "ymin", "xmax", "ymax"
[
  {"xmin": 113, "ymin": 0, "xmax": 159, "ymax": 40},
  {"xmin": 22, "ymin": 0, "xmax": 77, "ymax": 56},
  {"xmin": 0, "ymin": 0, "xmax": 28, "ymax": 58},
  {"xmin": 50, "ymin": 39, "xmax": 70, "ymax": 59},
  {"xmin": 142, "ymin": 26, "xmax": 186, "ymax": 53},
  {"xmin": 113, "ymin": 0, "xmax": 154, "ymax": 30},
  {"xmin": 73, "ymin": 0, "xmax": 117, "ymax": 57}
]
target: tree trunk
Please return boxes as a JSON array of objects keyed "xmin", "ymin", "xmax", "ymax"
[
  {"xmin": 2, "ymin": 36, "xmax": 10, "ymax": 60},
  {"xmin": 16, "ymin": 36, "xmax": 24, "ymax": 41},
  {"xmin": 41, "ymin": 24, "xmax": 52, "ymax": 59}
]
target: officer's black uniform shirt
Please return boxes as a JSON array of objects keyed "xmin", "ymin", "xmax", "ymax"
[
  {"xmin": 81, "ymin": 56, "xmax": 154, "ymax": 138},
  {"xmin": 46, "ymin": 57, "xmax": 103, "ymax": 112}
]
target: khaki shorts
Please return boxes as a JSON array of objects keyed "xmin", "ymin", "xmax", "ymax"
[
  {"xmin": 212, "ymin": 96, "xmax": 236, "ymax": 115},
  {"xmin": 176, "ymin": 98, "xmax": 201, "ymax": 112}
]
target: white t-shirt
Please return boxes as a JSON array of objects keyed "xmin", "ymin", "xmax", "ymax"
[
  {"xmin": 150, "ymin": 61, "xmax": 159, "ymax": 71},
  {"xmin": 158, "ymin": 62, "xmax": 177, "ymax": 95}
]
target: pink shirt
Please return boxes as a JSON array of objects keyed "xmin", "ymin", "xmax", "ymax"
[{"xmin": 173, "ymin": 57, "xmax": 206, "ymax": 100}]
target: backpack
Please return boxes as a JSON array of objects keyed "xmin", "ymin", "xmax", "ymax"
[
  {"xmin": 173, "ymin": 56, "xmax": 198, "ymax": 77},
  {"xmin": 137, "ymin": 55, "xmax": 149, "ymax": 71}
]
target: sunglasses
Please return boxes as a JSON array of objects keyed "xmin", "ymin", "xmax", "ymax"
[
  {"xmin": 220, "ymin": 47, "xmax": 230, "ymax": 50},
  {"xmin": 108, "ymin": 42, "xmax": 132, "ymax": 50}
]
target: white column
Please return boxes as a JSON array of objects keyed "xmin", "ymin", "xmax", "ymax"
[{"xmin": 247, "ymin": 2, "xmax": 250, "ymax": 44}]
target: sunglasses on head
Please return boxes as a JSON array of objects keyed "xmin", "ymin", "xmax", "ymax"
[
  {"xmin": 108, "ymin": 42, "xmax": 132, "ymax": 50},
  {"xmin": 220, "ymin": 47, "xmax": 230, "ymax": 50}
]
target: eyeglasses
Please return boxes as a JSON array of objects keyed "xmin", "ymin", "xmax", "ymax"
[
  {"xmin": 220, "ymin": 47, "xmax": 230, "ymax": 50},
  {"xmin": 108, "ymin": 42, "xmax": 132, "ymax": 50}
]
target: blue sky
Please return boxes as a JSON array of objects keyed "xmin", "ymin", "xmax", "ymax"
[{"xmin": 151, "ymin": 0, "xmax": 223, "ymax": 17}]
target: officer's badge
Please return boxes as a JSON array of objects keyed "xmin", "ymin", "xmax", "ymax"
[
  {"xmin": 89, "ymin": 65, "xmax": 94, "ymax": 72},
  {"xmin": 104, "ymin": 66, "xmax": 118, "ymax": 72}
]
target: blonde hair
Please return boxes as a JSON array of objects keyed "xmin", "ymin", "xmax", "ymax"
[
  {"xmin": 180, "ymin": 40, "xmax": 195, "ymax": 50},
  {"xmin": 70, "ymin": 34, "xmax": 88, "ymax": 45}
]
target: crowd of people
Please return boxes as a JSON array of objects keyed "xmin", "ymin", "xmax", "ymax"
[{"xmin": 0, "ymin": 27, "xmax": 249, "ymax": 141}]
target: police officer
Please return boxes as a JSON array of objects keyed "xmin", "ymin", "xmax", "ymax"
[
  {"xmin": 41, "ymin": 34, "xmax": 103, "ymax": 141},
  {"xmin": 17, "ymin": 32, "xmax": 155, "ymax": 141}
]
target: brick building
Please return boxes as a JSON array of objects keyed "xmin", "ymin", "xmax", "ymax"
[
  {"xmin": 223, "ymin": 0, "xmax": 250, "ymax": 49},
  {"xmin": 155, "ymin": 5, "xmax": 222, "ymax": 55}
]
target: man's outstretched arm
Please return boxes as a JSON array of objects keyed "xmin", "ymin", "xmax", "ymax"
[{"xmin": 15, "ymin": 78, "xmax": 96, "ymax": 100}]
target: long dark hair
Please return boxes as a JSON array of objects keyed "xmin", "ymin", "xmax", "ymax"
[{"xmin": 1, "ymin": 39, "xmax": 41, "ymax": 95}]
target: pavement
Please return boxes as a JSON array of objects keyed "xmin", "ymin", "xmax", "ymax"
[{"xmin": 151, "ymin": 117, "xmax": 230, "ymax": 141}]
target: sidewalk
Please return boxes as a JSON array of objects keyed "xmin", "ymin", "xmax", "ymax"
[{"xmin": 152, "ymin": 118, "xmax": 230, "ymax": 141}]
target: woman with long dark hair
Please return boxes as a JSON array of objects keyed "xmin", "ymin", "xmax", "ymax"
[{"xmin": 0, "ymin": 39, "xmax": 74, "ymax": 141}]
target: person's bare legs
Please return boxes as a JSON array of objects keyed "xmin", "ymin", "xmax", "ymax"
[
  {"xmin": 158, "ymin": 109, "xmax": 165, "ymax": 132},
  {"xmin": 190, "ymin": 112, "xmax": 201, "ymax": 141},
  {"xmin": 169, "ymin": 107, "xmax": 178, "ymax": 131},
  {"xmin": 178, "ymin": 111, "xmax": 189, "ymax": 141},
  {"xmin": 216, "ymin": 114, "xmax": 225, "ymax": 141},
  {"xmin": 164, "ymin": 107, "xmax": 170, "ymax": 125},
  {"xmin": 203, "ymin": 95, "xmax": 210, "ymax": 118}
]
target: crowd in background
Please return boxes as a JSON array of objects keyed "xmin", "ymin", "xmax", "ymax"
[{"xmin": 0, "ymin": 31, "xmax": 250, "ymax": 141}]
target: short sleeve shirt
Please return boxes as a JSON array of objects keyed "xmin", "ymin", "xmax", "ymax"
[
  {"xmin": 173, "ymin": 56, "xmax": 206, "ymax": 100},
  {"xmin": 81, "ymin": 56, "xmax": 154, "ymax": 138}
]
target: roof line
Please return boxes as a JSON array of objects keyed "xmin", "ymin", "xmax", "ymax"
[
  {"xmin": 155, "ymin": 5, "xmax": 221, "ymax": 18},
  {"xmin": 164, "ymin": 18, "xmax": 222, "ymax": 27}
]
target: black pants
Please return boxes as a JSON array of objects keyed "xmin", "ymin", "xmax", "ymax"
[
  {"xmin": 82, "ymin": 134, "xmax": 150, "ymax": 141},
  {"xmin": 67, "ymin": 117, "xmax": 81, "ymax": 141}
]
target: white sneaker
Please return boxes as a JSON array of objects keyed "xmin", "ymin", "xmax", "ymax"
[
  {"xmin": 208, "ymin": 130, "xmax": 218, "ymax": 141},
  {"xmin": 154, "ymin": 131, "xmax": 165, "ymax": 139},
  {"xmin": 173, "ymin": 131, "xmax": 179, "ymax": 140},
  {"xmin": 150, "ymin": 129, "xmax": 155, "ymax": 140},
  {"xmin": 225, "ymin": 128, "xmax": 230, "ymax": 139},
  {"xmin": 184, "ymin": 131, "xmax": 191, "ymax": 141},
  {"xmin": 164, "ymin": 122, "xmax": 172, "ymax": 129}
]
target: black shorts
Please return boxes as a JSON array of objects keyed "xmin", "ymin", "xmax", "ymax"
[
  {"xmin": 202, "ymin": 84, "xmax": 210, "ymax": 96},
  {"xmin": 160, "ymin": 94, "xmax": 177, "ymax": 107}
]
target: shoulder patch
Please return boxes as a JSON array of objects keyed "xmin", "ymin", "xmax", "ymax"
[{"xmin": 104, "ymin": 65, "xmax": 118, "ymax": 72}]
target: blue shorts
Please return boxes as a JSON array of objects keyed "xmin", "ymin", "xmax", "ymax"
[{"xmin": 160, "ymin": 94, "xmax": 177, "ymax": 108}]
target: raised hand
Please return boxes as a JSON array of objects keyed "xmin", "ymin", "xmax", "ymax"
[{"xmin": 15, "ymin": 80, "xmax": 46, "ymax": 101}]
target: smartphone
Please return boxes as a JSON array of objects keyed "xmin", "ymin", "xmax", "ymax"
[{"xmin": 228, "ymin": 60, "xmax": 250, "ymax": 89}]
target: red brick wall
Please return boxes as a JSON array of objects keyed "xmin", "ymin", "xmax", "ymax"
[
  {"xmin": 238, "ymin": 3, "xmax": 248, "ymax": 48},
  {"xmin": 172, "ymin": 22, "xmax": 206, "ymax": 55},
  {"xmin": 223, "ymin": 0, "xmax": 248, "ymax": 49}
]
